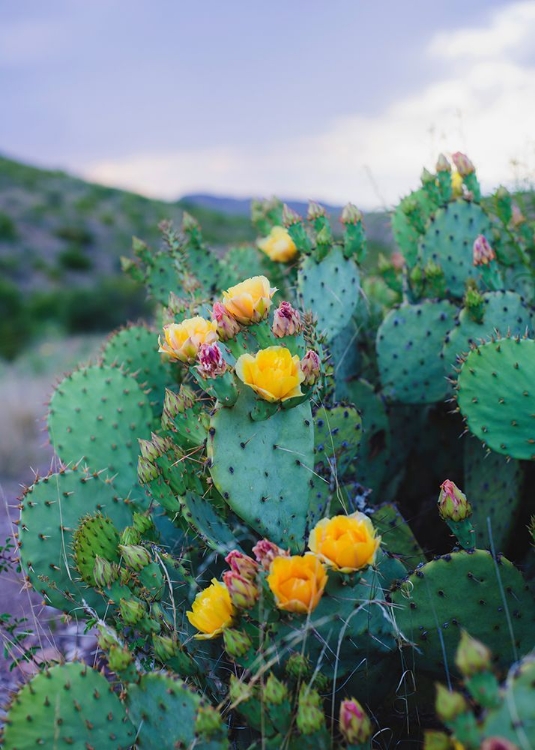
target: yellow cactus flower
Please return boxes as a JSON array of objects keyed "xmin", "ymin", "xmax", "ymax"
[
  {"xmin": 158, "ymin": 316, "xmax": 218, "ymax": 363},
  {"xmin": 451, "ymin": 170, "xmax": 463, "ymax": 197},
  {"xmin": 257, "ymin": 226, "xmax": 297, "ymax": 263},
  {"xmin": 186, "ymin": 578, "xmax": 236, "ymax": 639},
  {"xmin": 222, "ymin": 275, "xmax": 276, "ymax": 325},
  {"xmin": 235, "ymin": 346, "xmax": 304, "ymax": 402},
  {"xmin": 267, "ymin": 554, "xmax": 327, "ymax": 614},
  {"xmin": 308, "ymin": 512, "xmax": 381, "ymax": 573}
]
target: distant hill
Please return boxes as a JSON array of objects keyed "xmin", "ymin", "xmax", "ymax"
[{"xmin": 0, "ymin": 154, "xmax": 393, "ymax": 358}]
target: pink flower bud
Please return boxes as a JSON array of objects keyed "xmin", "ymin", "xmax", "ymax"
[
  {"xmin": 339, "ymin": 698, "xmax": 373, "ymax": 745},
  {"xmin": 212, "ymin": 301, "xmax": 241, "ymax": 341},
  {"xmin": 452, "ymin": 152, "xmax": 475, "ymax": 176},
  {"xmin": 438, "ymin": 480, "xmax": 472, "ymax": 522},
  {"xmin": 390, "ymin": 251, "xmax": 406, "ymax": 270},
  {"xmin": 510, "ymin": 204, "xmax": 526, "ymax": 228},
  {"xmin": 252, "ymin": 539, "xmax": 289, "ymax": 571},
  {"xmin": 225, "ymin": 550, "xmax": 259, "ymax": 580},
  {"xmin": 223, "ymin": 570, "xmax": 259, "ymax": 609},
  {"xmin": 300, "ymin": 350, "xmax": 321, "ymax": 386},
  {"xmin": 272, "ymin": 301, "xmax": 302, "ymax": 338},
  {"xmin": 196, "ymin": 343, "xmax": 227, "ymax": 379},
  {"xmin": 473, "ymin": 235, "xmax": 496, "ymax": 266}
]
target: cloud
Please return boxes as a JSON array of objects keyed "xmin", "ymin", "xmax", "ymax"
[{"xmin": 86, "ymin": 2, "xmax": 535, "ymax": 209}]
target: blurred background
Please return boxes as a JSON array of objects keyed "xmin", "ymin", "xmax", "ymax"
[{"xmin": 1, "ymin": 0, "xmax": 535, "ymax": 666}]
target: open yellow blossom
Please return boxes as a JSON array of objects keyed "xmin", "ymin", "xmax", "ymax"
[
  {"xmin": 235, "ymin": 346, "xmax": 304, "ymax": 402},
  {"xmin": 222, "ymin": 275, "xmax": 276, "ymax": 325},
  {"xmin": 451, "ymin": 170, "xmax": 463, "ymax": 197},
  {"xmin": 257, "ymin": 226, "xmax": 297, "ymax": 263},
  {"xmin": 308, "ymin": 512, "xmax": 381, "ymax": 573},
  {"xmin": 159, "ymin": 317, "xmax": 218, "ymax": 363},
  {"xmin": 267, "ymin": 554, "xmax": 327, "ymax": 614},
  {"xmin": 186, "ymin": 578, "xmax": 235, "ymax": 639}
]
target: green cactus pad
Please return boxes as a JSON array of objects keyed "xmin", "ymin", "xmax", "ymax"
[
  {"xmin": 2, "ymin": 662, "xmax": 135, "ymax": 749},
  {"xmin": 442, "ymin": 290, "xmax": 533, "ymax": 375},
  {"xmin": 48, "ymin": 365, "xmax": 153, "ymax": 502},
  {"xmin": 208, "ymin": 390, "xmax": 315, "ymax": 551},
  {"xmin": 146, "ymin": 251, "xmax": 183, "ymax": 305},
  {"xmin": 481, "ymin": 654, "xmax": 535, "ymax": 746},
  {"xmin": 126, "ymin": 672, "xmax": 228, "ymax": 749},
  {"xmin": 390, "ymin": 549, "xmax": 535, "ymax": 678},
  {"xmin": 463, "ymin": 436, "xmax": 523, "ymax": 551},
  {"xmin": 418, "ymin": 199, "xmax": 493, "ymax": 298},
  {"xmin": 456, "ymin": 336, "xmax": 535, "ymax": 459},
  {"xmin": 19, "ymin": 467, "xmax": 133, "ymax": 614},
  {"xmin": 372, "ymin": 503, "xmax": 425, "ymax": 567},
  {"xmin": 314, "ymin": 404, "xmax": 362, "ymax": 480},
  {"xmin": 101, "ymin": 324, "xmax": 179, "ymax": 413},
  {"xmin": 377, "ymin": 299, "xmax": 458, "ymax": 403},
  {"xmin": 297, "ymin": 245, "xmax": 360, "ymax": 342},
  {"xmin": 179, "ymin": 491, "xmax": 243, "ymax": 554}
]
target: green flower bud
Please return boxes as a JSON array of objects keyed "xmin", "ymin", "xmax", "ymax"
[
  {"xmin": 152, "ymin": 634, "xmax": 178, "ymax": 662},
  {"xmin": 296, "ymin": 684, "xmax": 325, "ymax": 735},
  {"xmin": 195, "ymin": 705, "xmax": 224, "ymax": 738},
  {"xmin": 264, "ymin": 674, "xmax": 289, "ymax": 705},
  {"xmin": 137, "ymin": 456, "xmax": 158, "ymax": 484},
  {"xmin": 132, "ymin": 512, "xmax": 153, "ymax": 535},
  {"xmin": 93, "ymin": 555, "xmax": 119, "ymax": 588},
  {"xmin": 435, "ymin": 683, "xmax": 468, "ymax": 722},
  {"xmin": 119, "ymin": 597, "xmax": 145, "ymax": 626},
  {"xmin": 423, "ymin": 730, "xmax": 453, "ymax": 750},
  {"xmin": 282, "ymin": 204, "xmax": 301, "ymax": 226},
  {"xmin": 182, "ymin": 211, "xmax": 199, "ymax": 232},
  {"xmin": 285, "ymin": 652, "xmax": 311, "ymax": 681},
  {"xmin": 223, "ymin": 628, "xmax": 253, "ymax": 659},
  {"xmin": 107, "ymin": 644, "xmax": 134, "ymax": 673},
  {"xmin": 120, "ymin": 526, "xmax": 141, "ymax": 546},
  {"xmin": 307, "ymin": 201, "xmax": 326, "ymax": 221},
  {"xmin": 119, "ymin": 543, "xmax": 151, "ymax": 571},
  {"xmin": 455, "ymin": 630, "xmax": 492, "ymax": 676},
  {"xmin": 341, "ymin": 203, "xmax": 363, "ymax": 225},
  {"xmin": 96, "ymin": 624, "xmax": 120, "ymax": 651},
  {"xmin": 436, "ymin": 153, "xmax": 451, "ymax": 173}
]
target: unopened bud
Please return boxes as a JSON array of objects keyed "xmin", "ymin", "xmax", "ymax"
[
  {"xmin": 435, "ymin": 683, "xmax": 468, "ymax": 722},
  {"xmin": 282, "ymin": 204, "xmax": 301, "ymax": 226},
  {"xmin": 252, "ymin": 539, "xmax": 289, "ymax": 570},
  {"xmin": 264, "ymin": 674, "xmax": 289, "ymax": 705},
  {"xmin": 138, "ymin": 438, "xmax": 160, "ymax": 462},
  {"xmin": 438, "ymin": 480, "xmax": 472, "ymax": 522},
  {"xmin": 473, "ymin": 235, "xmax": 496, "ymax": 266},
  {"xmin": 96, "ymin": 624, "xmax": 120, "ymax": 651},
  {"xmin": 93, "ymin": 555, "xmax": 119, "ymax": 588},
  {"xmin": 223, "ymin": 627, "xmax": 253, "ymax": 658},
  {"xmin": 480, "ymin": 738, "xmax": 520, "ymax": 750},
  {"xmin": 120, "ymin": 526, "xmax": 141, "ymax": 546},
  {"xmin": 132, "ymin": 512, "xmax": 153, "ymax": 535},
  {"xmin": 223, "ymin": 570, "xmax": 259, "ymax": 609},
  {"xmin": 452, "ymin": 152, "xmax": 475, "ymax": 176},
  {"xmin": 436, "ymin": 153, "xmax": 451, "ymax": 173},
  {"xmin": 339, "ymin": 698, "xmax": 373, "ymax": 745},
  {"xmin": 152, "ymin": 634, "xmax": 178, "ymax": 662},
  {"xmin": 421, "ymin": 167, "xmax": 435, "ymax": 185},
  {"xmin": 195, "ymin": 705, "xmax": 224, "ymax": 738},
  {"xmin": 455, "ymin": 630, "xmax": 492, "ymax": 676},
  {"xmin": 137, "ymin": 456, "xmax": 158, "ymax": 484},
  {"xmin": 423, "ymin": 730, "xmax": 453, "ymax": 750},
  {"xmin": 300, "ymin": 350, "xmax": 321, "ymax": 386},
  {"xmin": 225, "ymin": 550, "xmax": 259, "ymax": 580},
  {"xmin": 391, "ymin": 251, "xmax": 406, "ymax": 270},
  {"xmin": 197, "ymin": 343, "xmax": 227, "ymax": 379},
  {"xmin": 119, "ymin": 597, "xmax": 146, "ymax": 626},
  {"xmin": 119, "ymin": 543, "xmax": 151, "ymax": 571},
  {"xmin": 341, "ymin": 203, "xmax": 363, "ymax": 225},
  {"xmin": 182, "ymin": 211, "xmax": 199, "ymax": 232},
  {"xmin": 212, "ymin": 301, "xmax": 241, "ymax": 341},
  {"xmin": 297, "ymin": 684, "xmax": 325, "ymax": 735},
  {"xmin": 307, "ymin": 201, "xmax": 326, "ymax": 221},
  {"xmin": 107, "ymin": 644, "xmax": 134, "ymax": 672},
  {"xmin": 272, "ymin": 301, "xmax": 302, "ymax": 338},
  {"xmin": 285, "ymin": 652, "xmax": 311, "ymax": 681}
]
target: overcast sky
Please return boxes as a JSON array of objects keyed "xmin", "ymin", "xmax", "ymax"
[{"xmin": 2, "ymin": 1, "xmax": 535, "ymax": 209}]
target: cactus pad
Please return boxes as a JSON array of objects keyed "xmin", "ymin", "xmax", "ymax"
[
  {"xmin": 48, "ymin": 365, "xmax": 153, "ymax": 501},
  {"xmin": 208, "ymin": 390, "xmax": 315, "ymax": 551},
  {"xmin": 456, "ymin": 336, "xmax": 535, "ymax": 459},
  {"xmin": 376, "ymin": 300, "xmax": 458, "ymax": 403},
  {"xmin": 297, "ymin": 246, "xmax": 360, "ymax": 341},
  {"xmin": 19, "ymin": 467, "xmax": 133, "ymax": 613},
  {"xmin": 2, "ymin": 662, "xmax": 135, "ymax": 749},
  {"xmin": 390, "ymin": 549, "xmax": 535, "ymax": 678},
  {"xmin": 418, "ymin": 199, "xmax": 493, "ymax": 298}
]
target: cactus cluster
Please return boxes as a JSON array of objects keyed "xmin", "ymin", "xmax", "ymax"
[{"xmin": 4, "ymin": 155, "xmax": 535, "ymax": 748}]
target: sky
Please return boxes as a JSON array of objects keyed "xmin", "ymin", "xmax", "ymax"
[{"xmin": 2, "ymin": 0, "xmax": 535, "ymax": 210}]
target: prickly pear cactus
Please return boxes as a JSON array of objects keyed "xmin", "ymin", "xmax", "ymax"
[{"xmin": 1, "ymin": 662, "xmax": 136, "ymax": 749}]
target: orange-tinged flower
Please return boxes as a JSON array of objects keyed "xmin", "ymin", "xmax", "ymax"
[
  {"xmin": 222, "ymin": 276, "xmax": 276, "ymax": 325},
  {"xmin": 257, "ymin": 226, "xmax": 297, "ymax": 263},
  {"xmin": 235, "ymin": 346, "xmax": 304, "ymax": 402},
  {"xmin": 186, "ymin": 578, "xmax": 236, "ymax": 639},
  {"xmin": 267, "ymin": 554, "xmax": 327, "ymax": 614},
  {"xmin": 308, "ymin": 512, "xmax": 380, "ymax": 573},
  {"xmin": 159, "ymin": 317, "xmax": 218, "ymax": 363}
]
